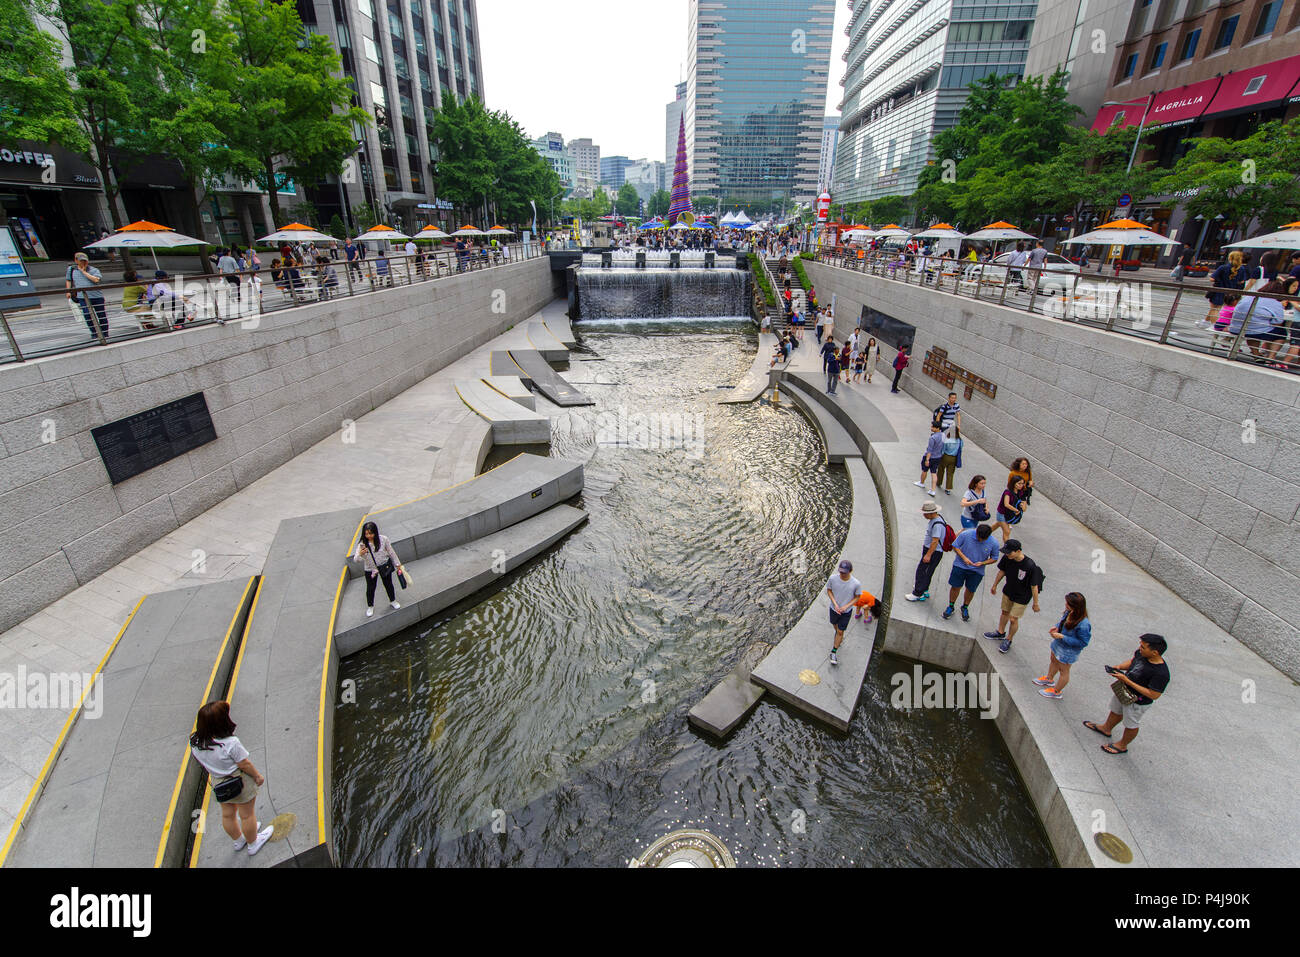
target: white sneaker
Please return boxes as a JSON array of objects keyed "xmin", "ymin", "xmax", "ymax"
[
  {"xmin": 391, "ymin": 601, "xmax": 400, "ymax": 610},
  {"xmin": 928, "ymin": 489, "xmax": 936, "ymax": 496},
  {"xmin": 247, "ymin": 824, "xmax": 274, "ymax": 856},
  {"xmin": 233, "ymin": 825, "xmax": 256, "ymax": 852},
  {"xmin": 913, "ymin": 480, "xmax": 926, "ymax": 488},
  {"xmin": 366, "ymin": 607, "xmax": 373, "ymax": 617}
]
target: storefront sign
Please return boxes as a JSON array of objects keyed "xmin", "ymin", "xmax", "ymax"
[{"xmin": 0, "ymin": 226, "xmax": 28, "ymax": 278}]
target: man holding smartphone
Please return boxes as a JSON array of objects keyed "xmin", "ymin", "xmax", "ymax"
[
  {"xmin": 66, "ymin": 252, "xmax": 108, "ymax": 338},
  {"xmin": 1083, "ymin": 634, "xmax": 1170, "ymax": 754}
]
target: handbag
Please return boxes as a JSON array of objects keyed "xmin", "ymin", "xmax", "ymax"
[
  {"xmin": 1111, "ymin": 677, "xmax": 1139, "ymax": 706},
  {"xmin": 213, "ymin": 773, "xmax": 244, "ymax": 801},
  {"xmin": 971, "ymin": 502, "xmax": 991, "ymax": 522}
]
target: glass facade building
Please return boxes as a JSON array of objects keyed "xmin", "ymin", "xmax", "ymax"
[
  {"xmin": 833, "ymin": 0, "xmax": 1038, "ymax": 204},
  {"xmin": 686, "ymin": 0, "xmax": 835, "ymax": 216}
]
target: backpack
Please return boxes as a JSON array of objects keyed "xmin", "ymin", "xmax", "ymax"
[
  {"xmin": 894, "ymin": 351, "xmax": 909, "ymax": 370},
  {"xmin": 931, "ymin": 516, "xmax": 957, "ymax": 552}
]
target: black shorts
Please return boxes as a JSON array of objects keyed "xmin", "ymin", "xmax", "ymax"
[{"xmin": 829, "ymin": 607, "xmax": 851, "ymax": 630}]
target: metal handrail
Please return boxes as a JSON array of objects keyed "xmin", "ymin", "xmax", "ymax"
[
  {"xmin": 0, "ymin": 242, "xmax": 543, "ymax": 365},
  {"xmin": 797, "ymin": 244, "xmax": 1300, "ymax": 375}
]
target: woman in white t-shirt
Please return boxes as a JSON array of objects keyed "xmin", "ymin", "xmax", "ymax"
[
  {"xmin": 189, "ymin": 701, "xmax": 274, "ymax": 856},
  {"xmin": 862, "ymin": 336, "xmax": 880, "ymax": 384}
]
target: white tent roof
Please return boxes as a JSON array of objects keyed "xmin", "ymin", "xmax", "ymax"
[{"xmin": 731, "ymin": 210, "xmax": 753, "ymax": 225}]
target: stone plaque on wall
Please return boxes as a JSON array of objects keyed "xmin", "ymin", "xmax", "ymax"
[{"xmin": 91, "ymin": 392, "xmax": 217, "ymax": 485}]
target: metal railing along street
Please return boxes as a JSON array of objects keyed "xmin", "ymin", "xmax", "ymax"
[
  {"xmin": 0, "ymin": 242, "xmax": 543, "ymax": 365},
  {"xmin": 801, "ymin": 245, "xmax": 1300, "ymax": 375}
]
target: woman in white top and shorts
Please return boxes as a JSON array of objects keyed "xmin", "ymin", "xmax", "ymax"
[{"xmin": 190, "ymin": 700, "xmax": 274, "ymax": 856}]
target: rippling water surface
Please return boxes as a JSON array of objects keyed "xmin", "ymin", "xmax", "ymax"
[{"xmin": 333, "ymin": 320, "xmax": 1054, "ymax": 867}]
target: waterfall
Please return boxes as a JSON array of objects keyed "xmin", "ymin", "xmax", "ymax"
[{"xmin": 575, "ymin": 267, "xmax": 751, "ymax": 319}]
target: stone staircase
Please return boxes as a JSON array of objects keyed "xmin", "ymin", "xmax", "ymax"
[{"xmin": 764, "ymin": 257, "xmax": 809, "ymax": 335}]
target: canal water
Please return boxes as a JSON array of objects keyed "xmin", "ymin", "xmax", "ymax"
[{"xmin": 332, "ymin": 319, "xmax": 1054, "ymax": 867}]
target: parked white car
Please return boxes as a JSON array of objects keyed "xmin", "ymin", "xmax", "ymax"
[{"xmin": 962, "ymin": 251, "xmax": 1080, "ymax": 295}]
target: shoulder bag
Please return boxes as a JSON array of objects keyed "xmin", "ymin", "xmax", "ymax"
[
  {"xmin": 1111, "ymin": 676, "xmax": 1139, "ymax": 706},
  {"xmin": 212, "ymin": 773, "xmax": 245, "ymax": 802}
]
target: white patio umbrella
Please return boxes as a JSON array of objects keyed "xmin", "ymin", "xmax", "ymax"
[
  {"xmin": 965, "ymin": 221, "xmax": 1036, "ymax": 242},
  {"xmin": 486, "ymin": 225, "xmax": 516, "ymax": 235},
  {"xmin": 670, "ymin": 222, "xmax": 691, "ymax": 231},
  {"xmin": 1225, "ymin": 221, "xmax": 1300, "ymax": 250},
  {"xmin": 84, "ymin": 220, "xmax": 208, "ymax": 270},
  {"xmin": 1061, "ymin": 218, "xmax": 1179, "ymax": 248},
  {"xmin": 844, "ymin": 229, "xmax": 877, "ymax": 241},
  {"xmin": 414, "ymin": 226, "xmax": 450, "ymax": 240},
  {"xmin": 359, "ymin": 224, "xmax": 411, "ymax": 242},
  {"xmin": 872, "ymin": 223, "xmax": 912, "ymax": 238},
  {"xmin": 257, "ymin": 222, "xmax": 335, "ymax": 244},
  {"xmin": 912, "ymin": 223, "xmax": 967, "ymax": 240},
  {"xmin": 451, "ymin": 224, "xmax": 487, "ymax": 236}
]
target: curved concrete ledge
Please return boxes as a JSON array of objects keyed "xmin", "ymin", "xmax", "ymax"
[
  {"xmin": 749, "ymin": 458, "xmax": 887, "ymax": 732},
  {"xmin": 780, "ymin": 382, "xmax": 859, "ymax": 464},
  {"xmin": 509, "ymin": 349, "xmax": 595, "ymax": 407},
  {"xmin": 526, "ymin": 319, "xmax": 569, "ymax": 361},
  {"xmin": 542, "ymin": 311, "xmax": 578, "ymax": 348},
  {"xmin": 455, "ymin": 379, "xmax": 550, "ymax": 444},
  {"xmin": 483, "ymin": 375, "xmax": 536, "ymax": 411},
  {"xmin": 344, "ymin": 453, "xmax": 584, "ymax": 577},
  {"xmin": 2, "ymin": 577, "xmax": 256, "ymax": 867},
  {"xmin": 333, "ymin": 504, "xmax": 588, "ymax": 657},
  {"xmin": 719, "ymin": 333, "xmax": 778, "ymax": 404},
  {"xmin": 490, "ymin": 349, "xmax": 532, "ymax": 386}
]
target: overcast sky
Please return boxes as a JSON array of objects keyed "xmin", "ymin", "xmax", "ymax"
[{"xmin": 476, "ymin": 0, "xmax": 851, "ymax": 162}]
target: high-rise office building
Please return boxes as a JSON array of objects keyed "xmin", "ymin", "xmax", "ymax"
[
  {"xmin": 685, "ymin": 0, "xmax": 834, "ymax": 216},
  {"xmin": 625, "ymin": 160, "xmax": 666, "ymax": 202},
  {"xmin": 832, "ymin": 0, "xmax": 1038, "ymax": 205},
  {"xmin": 568, "ymin": 138, "xmax": 601, "ymax": 197},
  {"xmin": 665, "ymin": 80, "xmax": 688, "ymax": 168},
  {"xmin": 304, "ymin": 0, "xmax": 486, "ymax": 231},
  {"xmin": 818, "ymin": 115, "xmax": 840, "ymax": 194},
  {"xmin": 532, "ymin": 133, "xmax": 577, "ymax": 194},
  {"xmin": 1023, "ymin": 0, "xmax": 1134, "ymax": 123},
  {"xmin": 600, "ymin": 155, "xmax": 634, "ymax": 188}
]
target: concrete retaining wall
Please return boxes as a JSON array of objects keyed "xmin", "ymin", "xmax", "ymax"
[
  {"xmin": 0, "ymin": 259, "xmax": 555, "ymax": 633},
  {"xmin": 808, "ymin": 259, "xmax": 1300, "ymax": 679}
]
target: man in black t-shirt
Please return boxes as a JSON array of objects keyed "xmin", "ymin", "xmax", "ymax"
[
  {"xmin": 983, "ymin": 540, "xmax": 1041, "ymax": 654},
  {"xmin": 1084, "ymin": 634, "xmax": 1171, "ymax": 754}
]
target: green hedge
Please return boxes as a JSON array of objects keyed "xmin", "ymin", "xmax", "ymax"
[
  {"xmin": 748, "ymin": 252, "xmax": 776, "ymax": 306},
  {"xmin": 791, "ymin": 255, "xmax": 811, "ymax": 292}
]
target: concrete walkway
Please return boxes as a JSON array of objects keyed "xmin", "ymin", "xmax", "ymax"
[
  {"xmin": 0, "ymin": 304, "xmax": 571, "ymax": 855},
  {"xmin": 780, "ymin": 337, "xmax": 1300, "ymax": 867}
]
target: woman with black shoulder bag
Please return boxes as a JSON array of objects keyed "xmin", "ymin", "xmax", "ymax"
[
  {"xmin": 189, "ymin": 701, "xmax": 274, "ymax": 856},
  {"xmin": 354, "ymin": 520, "xmax": 406, "ymax": 617}
]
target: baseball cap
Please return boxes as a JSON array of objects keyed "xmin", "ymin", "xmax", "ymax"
[
  {"xmin": 1001, "ymin": 539, "xmax": 1022, "ymax": 553},
  {"xmin": 838, "ymin": 560, "xmax": 853, "ymax": 573}
]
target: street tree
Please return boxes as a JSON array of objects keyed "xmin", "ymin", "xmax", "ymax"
[{"xmin": 0, "ymin": 0, "xmax": 86, "ymax": 151}]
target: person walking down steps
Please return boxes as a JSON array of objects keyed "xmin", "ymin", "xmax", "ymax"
[{"xmin": 354, "ymin": 521, "xmax": 405, "ymax": 618}]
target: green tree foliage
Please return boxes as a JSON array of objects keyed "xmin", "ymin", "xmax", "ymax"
[
  {"xmin": 432, "ymin": 96, "xmax": 560, "ymax": 224},
  {"xmin": 615, "ymin": 182, "xmax": 640, "ymax": 216},
  {"xmin": 1152, "ymin": 117, "xmax": 1300, "ymax": 240},
  {"xmin": 0, "ymin": 0, "xmax": 85, "ymax": 150},
  {"xmin": 351, "ymin": 201, "xmax": 383, "ymax": 232},
  {"xmin": 209, "ymin": 0, "xmax": 367, "ymax": 228},
  {"xmin": 648, "ymin": 189, "xmax": 671, "ymax": 217}
]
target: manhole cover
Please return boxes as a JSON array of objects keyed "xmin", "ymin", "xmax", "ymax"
[
  {"xmin": 269, "ymin": 813, "xmax": 296, "ymax": 842},
  {"xmin": 799, "ymin": 669, "xmax": 821, "ymax": 685},
  {"xmin": 1094, "ymin": 831, "xmax": 1133, "ymax": 863},
  {"xmin": 632, "ymin": 829, "xmax": 735, "ymax": 868}
]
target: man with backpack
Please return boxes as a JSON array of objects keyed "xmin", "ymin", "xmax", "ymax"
[
  {"xmin": 984, "ymin": 539, "xmax": 1043, "ymax": 653},
  {"xmin": 904, "ymin": 501, "xmax": 952, "ymax": 603}
]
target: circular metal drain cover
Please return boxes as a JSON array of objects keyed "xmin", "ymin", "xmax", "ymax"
[
  {"xmin": 633, "ymin": 829, "xmax": 736, "ymax": 868},
  {"xmin": 1094, "ymin": 831, "xmax": 1133, "ymax": 863},
  {"xmin": 799, "ymin": 669, "xmax": 821, "ymax": 685}
]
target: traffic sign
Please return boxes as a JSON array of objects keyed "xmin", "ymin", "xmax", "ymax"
[{"xmin": 1117, "ymin": 193, "xmax": 1132, "ymax": 208}]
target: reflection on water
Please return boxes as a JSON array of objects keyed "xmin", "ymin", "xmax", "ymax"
[{"xmin": 332, "ymin": 320, "xmax": 1054, "ymax": 867}]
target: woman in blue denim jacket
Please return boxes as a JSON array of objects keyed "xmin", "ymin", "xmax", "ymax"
[{"xmin": 1034, "ymin": 592, "xmax": 1090, "ymax": 700}]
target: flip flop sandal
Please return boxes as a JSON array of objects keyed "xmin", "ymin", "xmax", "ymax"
[
  {"xmin": 1082, "ymin": 720, "xmax": 1111, "ymax": 737},
  {"xmin": 1100, "ymin": 744, "xmax": 1128, "ymax": 755}
]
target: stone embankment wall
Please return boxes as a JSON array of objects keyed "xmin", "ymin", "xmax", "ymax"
[{"xmin": 0, "ymin": 259, "xmax": 555, "ymax": 632}]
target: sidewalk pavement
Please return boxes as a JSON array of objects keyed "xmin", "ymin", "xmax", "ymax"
[{"xmin": 785, "ymin": 337, "xmax": 1300, "ymax": 866}]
